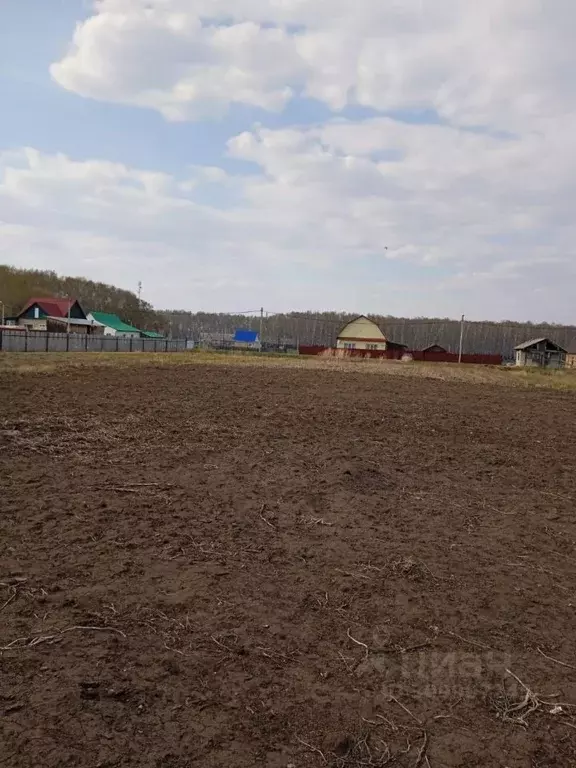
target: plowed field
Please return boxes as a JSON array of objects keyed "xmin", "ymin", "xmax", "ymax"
[{"xmin": 1, "ymin": 360, "xmax": 576, "ymax": 767}]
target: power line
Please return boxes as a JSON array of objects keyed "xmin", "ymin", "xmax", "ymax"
[{"xmin": 218, "ymin": 309, "xmax": 263, "ymax": 316}]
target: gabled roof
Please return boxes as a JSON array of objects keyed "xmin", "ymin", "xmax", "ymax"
[
  {"xmin": 19, "ymin": 297, "xmax": 83, "ymax": 318},
  {"xmin": 422, "ymin": 343, "xmax": 447, "ymax": 352},
  {"xmin": 515, "ymin": 337, "xmax": 566, "ymax": 352},
  {"xmin": 46, "ymin": 316, "xmax": 97, "ymax": 326},
  {"xmin": 90, "ymin": 311, "xmax": 141, "ymax": 333},
  {"xmin": 338, "ymin": 314, "xmax": 373, "ymax": 330},
  {"xmin": 337, "ymin": 315, "xmax": 387, "ymax": 341},
  {"xmin": 234, "ymin": 329, "xmax": 259, "ymax": 343}
]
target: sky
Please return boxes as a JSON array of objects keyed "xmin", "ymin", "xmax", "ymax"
[{"xmin": 0, "ymin": 0, "xmax": 575, "ymax": 321}]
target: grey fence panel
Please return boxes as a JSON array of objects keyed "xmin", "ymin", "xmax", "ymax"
[
  {"xmin": 1, "ymin": 330, "xmax": 188, "ymax": 353},
  {"xmin": 101, "ymin": 336, "xmax": 118, "ymax": 352},
  {"xmin": 49, "ymin": 335, "xmax": 68, "ymax": 352},
  {"xmin": 3, "ymin": 333, "xmax": 25, "ymax": 351},
  {"xmin": 7, "ymin": 334, "xmax": 21, "ymax": 352},
  {"xmin": 87, "ymin": 336, "xmax": 104, "ymax": 352},
  {"xmin": 28, "ymin": 335, "xmax": 46, "ymax": 351},
  {"xmin": 69, "ymin": 335, "xmax": 86, "ymax": 352}
]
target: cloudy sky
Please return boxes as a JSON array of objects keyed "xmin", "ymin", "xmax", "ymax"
[{"xmin": 1, "ymin": 1, "xmax": 574, "ymax": 320}]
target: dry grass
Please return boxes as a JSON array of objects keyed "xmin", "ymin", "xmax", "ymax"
[{"xmin": 1, "ymin": 349, "xmax": 576, "ymax": 390}]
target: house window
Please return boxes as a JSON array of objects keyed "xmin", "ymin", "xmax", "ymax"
[
  {"xmin": 366, "ymin": 344, "xmax": 379, "ymax": 350},
  {"xmin": 344, "ymin": 342, "xmax": 356, "ymax": 349}
]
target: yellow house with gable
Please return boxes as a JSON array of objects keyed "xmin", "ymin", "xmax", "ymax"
[{"xmin": 336, "ymin": 315, "xmax": 389, "ymax": 351}]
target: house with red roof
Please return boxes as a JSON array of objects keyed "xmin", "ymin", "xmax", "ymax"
[{"xmin": 16, "ymin": 297, "xmax": 98, "ymax": 333}]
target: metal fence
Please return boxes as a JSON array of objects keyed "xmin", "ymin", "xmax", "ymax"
[
  {"xmin": 299, "ymin": 346, "xmax": 503, "ymax": 365},
  {"xmin": 0, "ymin": 330, "xmax": 187, "ymax": 353}
]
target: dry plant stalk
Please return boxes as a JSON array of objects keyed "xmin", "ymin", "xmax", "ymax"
[
  {"xmin": 493, "ymin": 669, "xmax": 576, "ymax": 727},
  {"xmin": 537, "ymin": 647, "xmax": 576, "ymax": 671},
  {"xmin": 1, "ymin": 624, "xmax": 126, "ymax": 651},
  {"xmin": 258, "ymin": 503, "xmax": 277, "ymax": 530},
  {"xmin": 347, "ymin": 627, "xmax": 369, "ymax": 659}
]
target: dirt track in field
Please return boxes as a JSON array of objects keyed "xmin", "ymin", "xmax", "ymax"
[{"xmin": 1, "ymin": 362, "xmax": 576, "ymax": 767}]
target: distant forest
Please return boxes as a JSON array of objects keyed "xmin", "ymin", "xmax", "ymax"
[
  {"xmin": 0, "ymin": 265, "xmax": 163, "ymax": 332},
  {"xmin": 165, "ymin": 310, "xmax": 576, "ymax": 357}
]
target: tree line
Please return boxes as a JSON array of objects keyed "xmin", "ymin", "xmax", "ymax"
[
  {"xmin": 164, "ymin": 310, "xmax": 576, "ymax": 357},
  {"xmin": 2, "ymin": 266, "xmax": 572, "ymax": 356},
  {"xmin": 0, "ymin": 265, "xmax": 162, "ymax": 332}
]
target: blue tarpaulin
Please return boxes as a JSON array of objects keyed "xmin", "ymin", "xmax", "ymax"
[{"xmin": 234, "ymin": 329, "xmax": 259, "ymax": 343}]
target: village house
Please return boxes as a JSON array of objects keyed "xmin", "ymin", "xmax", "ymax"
[
  {"xmin": 336, "ymin": 315, "xmax": 406, "ymax": 352},
  {"xmin": 16, "ymin": 297, "xmax": 97, "ymax": 334},
  {"xmin": 87, "ymin": 311, "xmax": 142, "ymax": 338},
  {"xmin": 514, "ymin": 338, "xmax": 566, "ymax": 368}
]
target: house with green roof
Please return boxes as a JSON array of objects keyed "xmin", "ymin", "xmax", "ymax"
[{"xmin": 87, "ymin": 311, "xmax": 142, "ymax": 338}]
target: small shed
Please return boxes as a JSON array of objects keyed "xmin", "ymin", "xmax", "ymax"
[
  {"xmin": 422, "ymin": 343, "xmax": 447, "ymax": 353},
  {"xmin": 514, "ymin": 338, "xmax": 566, "ymax": 368},
  {"xmin": 566, "ymin": 338, "xmax": 576, "ymax": 369},
  {"xmin": 234, "ymin": 329, "xmax": 260, "ymax": 349}
]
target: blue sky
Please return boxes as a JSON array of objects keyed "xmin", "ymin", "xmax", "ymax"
[
  {"xmin": 1, "ymin": 1, "xmax": 243, "ymax": 172},
  {"xmin": 1, "ymin": 0, "xmax": 575, "ymax": 321},
  {"xmin": 1, "ymin": 2, "xmax": 398, "ymax": 173}
]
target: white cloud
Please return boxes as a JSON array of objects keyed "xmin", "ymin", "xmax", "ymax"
[
  {"xmin": 51, "ymin": 0, "xmax": 576, "ymax": 129},
  {"xmin": 2, "ymin": 0, "xmax": 573, "ymax": 319},
  {"xmin": 2, "ymin": 111, "xmax": 576, "ymax": 320},
  {"xmin": 52, "ymin": 5, "xmax": 304, "ymax": 119}
]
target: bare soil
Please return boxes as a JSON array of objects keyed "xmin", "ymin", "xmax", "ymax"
[{"xmin": 1, "ymin": 361, "xmax": 576, "ymax": 767}]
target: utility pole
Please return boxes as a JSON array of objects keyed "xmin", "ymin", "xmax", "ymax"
[
  {"xmin": 67, "ymin": 297, "xmax": 71, "ymax": 334},
  {"xmin": 458, "ymin": 314, "xmax": 465, "ymax": 363},
  {"xmin": 259, "ymin": 307, "xmax": 264, "ymax": 351},
  {"xmin": 137, "ymin": 281, "xmax": 142, "ymax": 328}
]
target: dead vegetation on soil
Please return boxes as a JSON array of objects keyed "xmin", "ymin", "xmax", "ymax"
[
  {"xmin": 1, "ymin": 362, "xmax": 576, "ymax": 766},
  {"xmin": 2, "ymin": 348, "xmax": 576, "ymax": 390}
]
